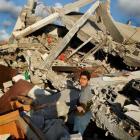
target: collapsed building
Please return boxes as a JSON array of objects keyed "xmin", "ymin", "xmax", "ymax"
[{"xmin": 0, "ymin": 0, "xmax": 140, "ymax": 140}]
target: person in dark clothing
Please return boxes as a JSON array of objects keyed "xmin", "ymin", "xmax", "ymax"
[{"xmin": 73, "ymin": 71, "xmax": 93, "ymax": 135}]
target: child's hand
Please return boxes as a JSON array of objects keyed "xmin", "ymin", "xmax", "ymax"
[{"xmin": 77, "ymin": 106, "xmax": 85, "ymax": 113}]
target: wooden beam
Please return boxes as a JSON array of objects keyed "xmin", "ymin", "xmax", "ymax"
[
  {"xmin": 41, "ymin": 1, "xmax": 100, "ymax": 69},
  {"xmin": 13, "ymin": 0, "xmax": 93, "ymax": 39},
  {"xmin": 0, "ymin": 111, "xmax": 20, "ymax": 125},
  {"xmin": 52, "ymin": 66, "xmax": 79, "ymax": 73}
]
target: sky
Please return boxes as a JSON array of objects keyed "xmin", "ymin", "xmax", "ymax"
[{"xmin": 0, "ymin": 0, "xmax": 140, "ymax": 41}]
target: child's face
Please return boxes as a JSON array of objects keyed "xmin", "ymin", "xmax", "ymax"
[{"xmin": 79, "ymin": 75, "xmax": 89, "ymax": 87}]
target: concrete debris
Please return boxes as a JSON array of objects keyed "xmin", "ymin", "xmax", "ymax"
[
  {"xmin": 114, "ymin": 94, "xmax": 128, "ymax": 107},
  {"xmin": 124, "ymin": 104, "xmax": 140, "ymax": 123},
  {"xmin": 12, "ymin": 74, "xmax": 25, "ymax": 82},
  {"xmin": 96, "ymin": 0, "xmax": 124, "ymax": 43},
  {"xmin": 125, "ymin": 111, "xmax": 140, "ymax": 124},
  {"xmin": 3, "ymin": 81, "xmax": 13, "ymax": 91},
  {"xmin": 0, "ymin": 0, "xmax": 140, "ymax": 140},
  {"xmin": 12, "ymin": 0, "xmax": 94, "ymax": 39},
  {"xmin": 41, "ymin": 1, "xmax": 100, "ymax": 69}
]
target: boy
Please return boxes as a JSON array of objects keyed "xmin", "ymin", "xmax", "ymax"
[{"xmin": 74, "ymin": 71, "xmax": 93, "ymax": 135}]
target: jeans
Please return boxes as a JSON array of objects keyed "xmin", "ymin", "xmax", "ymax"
[{"xmin": 73, "ymin": 111, "xmax": 92, "ymax": 135}]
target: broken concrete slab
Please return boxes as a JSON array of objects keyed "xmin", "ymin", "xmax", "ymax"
[
  {"xmin": 41, "ymin": 1, "xmax": 100, "ymax": 69},
  {"xmin": 13, "ymin": 12, "xmax": 60, "ymax": 39},
  {"xmin": 61, "ymin": 14, "xmax": 102, "ymax": 45},
  {"xmin": 44, "ymin": 70, "xmax": 68, "ymax": 90},
  {"xmin": 90, "ymin": 71, "xmax": 140, "ymax": 88},
  {"xmin": 3, "ymin": 81, "xmax": 13, "ymax": 90},
  {"xmin": 13, "ymin": 0, "xmax": 94, "ymax": 39},
  {"xmin": 96, "ymin": 0, "xmax": 124, "ymax": 43},
  {"xmin": 124, "ymin": 104, "xmax": 140, "ymax": 112},
  {"xmin": 115, "ymin": 22, "xmax": 140, "ymax": 43},
  {"xmin": 125, "ymin": 111, "xmax": 140, "ymax": 124}
]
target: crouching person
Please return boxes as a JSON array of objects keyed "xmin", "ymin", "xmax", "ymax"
[{"xmin": 73, "ymin": 71, "xmax": 93, "ymax": 135}]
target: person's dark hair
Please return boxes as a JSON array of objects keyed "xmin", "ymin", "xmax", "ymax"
[{"xmin": 80, "ymin": 71, "xmax": 91, "ymax": 80}]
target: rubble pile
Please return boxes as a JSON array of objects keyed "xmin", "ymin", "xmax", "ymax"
[
  {"xmin": 90, "ymin": 72, "xmax": 140, "ymax": 140},
  {"xmin": 0, "ymin": 0, "xmax": 140, "ymax": 140}
]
